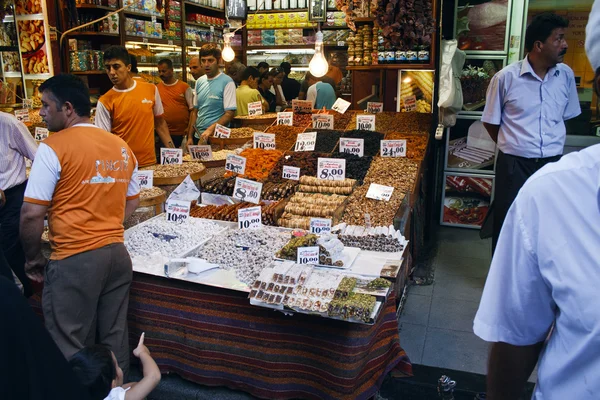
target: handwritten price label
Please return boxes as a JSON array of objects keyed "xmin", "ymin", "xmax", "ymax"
[
  {"xmin": 233, "ymin": 177, "xmax": 263, "ymax": 204},
  {"xmin": 34, "ymin": 127, "xmax": 49, "ymax": 141},
  {"xmin": 136, "ymin": 170, "xmax": 153, "ymax": 189},
  {"xmin": 291, "ymin": 99, "xmax": 313, "ymax": 114},
  {"xmin": 160, "ymin": 148, "xmax": 183, "ymax": 165},
  {"xmin": 312, "ymin": 114, "xmax": 334, "ymax": 129},
  {"xmin": 367, "ymin": 102, "xmax": 383, "ymax": 113},
  {"xmin": 310, "ymin": 218, "xmax": 332, "ymax": 234},
  {"xmin": 380, "ymin": 140, "xmax": 407, "ymax": 157},
  {"xmin": 297, "ymin": 246, "xmax": 320, "ymax": 265},
  {"xmin": 339, "ymin": 138, "xmax": 364, "ymax": 157},
  {"xmin": 248, "ymin": 101, "xmax": 263, "ymax": 116},
  {"xmin": 282, "ymin": 165, "xmax": 300, "ymax": 180},
  {"xmin": 294, "ymin": 131, "xmax": 317, "ymax": 152},
  {"xmin": 366, "ymin": 183, "xmax": 394, "ymax": 202},
  {"xmin": 189, "ymin": 145, "xmax": 213, "ymax": 161},
  {"xmin": 356, "ymin": 114, "xmax": 376, "ymax": 131},
  {"xmin": 238, "ymin": 206, "xmax": 262, "ymax": 229},
  {"xmin": 225, "ymin": 154, "xmax": 247, "ymax": 175},
  {"xmin": 317, "ymin": 157, "xmax": 346, "ymax": 181},
  {"xmin": 277, "ymin": 112, "xmax": 293, "ymax": 126},
  {"xmin": 331, "ymin": 98, "xmax": 351, "ymax": 114},
  {"xmin": 253, "ymin": 132, "xmax": 276, "ymax": 150},
  {"xmin": 14, "ymin": 109, "xmax": 29, "ymax": 123},
  {"xmin": 214, "ymin": 124, "xmax": 231, "ymax": 138},
  {"xmin": 165, "ymin": 199, "xmax": 191, "ymax": 223},
  {"xmin": 403, "ymin": 95, "xmax": 417, "ymax": 112},
  {"xmin": 24, "ymin": 99, "xmax": 33, "ymax": 109}
]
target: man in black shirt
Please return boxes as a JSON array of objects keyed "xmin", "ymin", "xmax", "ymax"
[{"xmin": 280, "ymin": 62, "xmax": 301, "ymax": 101}]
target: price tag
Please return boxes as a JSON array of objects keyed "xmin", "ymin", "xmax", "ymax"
[
  {"xmin": 356, "ymin": 114, "xmax": 376, "ymax": 131},
  {"xmin": 23, "ymin": 98, "xmax": 33, "ymax": 109},
  {"xmin": 214, "ymin": 124, "xmax": 231, "ymax": 138},
  {"xmin": 310, "ymin": 218, "xmax": 331, "ymax": 234},
  {"xmin": 339, "ymin": 138, "xmax": 364, "ymax": 157},
  {"xmin": 253, "ymin": 132, "xmax": 276, "ymax": 150},
  {"xmin": 366, "ymin": 183, "xmax": 394, "ymax": 202},
  {"xmin": 160, "ymin": 148, "xmax": 183, "ymax": 165},
  {"xmin": 294, "ymin": 131, "xmax": 317, "ymax": 151},
  {"xmin": 380, "ymin": 139, "xmax": 407, "ymax": 157},
  {"xmin": 136, "ymin": 170, "xmax": 154, "ymax": 188},
  {"xmin": 14, "ymin": 109, "xmax": 29, "ymax": 123},
  {"xmin": 337, "ymin": 40, "xmax": 345, "ymax": 47},
  {"xmin": 331, "ymin": 98, "xmax": 351, "ymax": 114},
  {"xmin": 282, "ymin": 165, "xmax": 300, "ymax": 180},
  {"xmin": 277, "ymin": 111, "xmax": 293, "ymax": 126},
  {"xmin": 168, "ymin": 39, "xmax": 174, "ymax": 45},
  {"xmin": 297, "ymin": 246, "xmax": 319, "ymax": 265},
  {"xmin": 403, "ymin": 95, "xmax": 417, "ymax": 112},
  {"xmin": 312, "ymin": 114, "xmax": 334, "ymax": 129},
  {"xmin": 210, "ymin": 26, "xmax": 214, "ymax": 32},
  {"xmin": 191, "ymin": 40, "xmax": 197, "ymax": 47},
  {"xmin": 248, "ymin": 101, "xmax": 263, "ymax": 116},
  {"xmin": 34, "ymin": 127, "xmax": 49, "ymax": 141},
  {"xmin": 291, "ymin": 99, "xmax": 313, "ymax": 114},
  {"xmin": 188, "ymin": 145, "xmax": 213, "ymax": 161},
  {"xmin": 317, "ymin": 157, "xmax": 346, "ymax": 181},
  {"xmin": 233, "ymin": 177, "xmax": 263, "ymax": 204},
  {"xmin": 225, "ymin": 154, "xmax": 247, "ymax": 175},
  {"xmin": 238, "ymin": 206, "xmax": 262, "ymax": 229},
  {"xmin": 165, "ymin": 199, "xmax": 191, "ymax": 223},
  {"xmin": 151, "ymin": 15, "xmax": 157, "ymax": 23},
  {"xmin": 143, "ymin": 38, "xmax": 148, "ymax": 44},
  {"xmin": 140, "ymin": 55, "xmax": 147, "ymax": 62},
  {"xmin": 367, "ymin": 102, "xmax": 383, "ymax": 113}
]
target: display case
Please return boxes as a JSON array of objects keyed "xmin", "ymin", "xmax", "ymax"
[
  {"xmin": 459, "ymin": 55, "xmax": 506, "ymax": 114},
  {"xmin": 444, "ymin": 115, "xmax": 496, "ymax": 173},
  {"xmin": 0, "ymin": 3, "xmax": 24, "ymax": 106},
  {"xmin": 396, "ymin": 69, "xmax": 434, "ymax": 113},
  {"xmin": 454, "ymin": 0, "xmax": 512, "ymax": 54},
  {"xmin": 440, "ymin": 172, "xmax": 494, "ymax": 229}
]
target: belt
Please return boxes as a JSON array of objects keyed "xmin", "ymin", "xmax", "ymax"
[
  {"xmin": 500, "ymin": 151, "xmax": 561, "ymax": 164},
  {"xmin": 3, "ymin": 180, "xmax": 27, "ymax": 194}
]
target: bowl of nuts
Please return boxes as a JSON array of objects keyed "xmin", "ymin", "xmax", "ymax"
[{"xmin": 18, "ymin": 20, "xmax": 46, "ymax": 57}]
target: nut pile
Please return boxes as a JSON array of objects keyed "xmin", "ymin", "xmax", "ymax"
[
  {"xmin": 293, "ymin": 113, "xmax": 313, "ymax": 127},
  {"xmin": 363, "ymin": 157, "xmax": 419, "ymax": 193},
  {"xmin": 140, "ymin": 187, "xmax": 166, "ymax": 200},
  {"xmin": 196, "ymin": 228, "xmax": 290, "ymax": 285},
  {"xmin": 327, "ymin": 110, "xmax": 356, "ymax": 130},
  {"xmin": 357, "ymin": 111, "xmax": 432, "ymax": 135},
  {"xmin": 261, "ymin": 181, "xmax": 298, "ymax": 200},
  {"xmin": 265, "ymin": 125, "xmax": 304, "ymax": 151},
  {"xmin": 190, "ymin": 200, "xmax": 281, "ymax": 226},
  {"xmin": 235, "ymin": 112, "xmax": 278, "ymax": 120},
  {"xmin": 326, "ymin": 153, "xmax": 373, "ymax": 184},
  {"xmin": 212, "ymin": 127, "xmax": 255, "ymax": 139},
  {"xmin": 311, "ymin": 129, "xmax": 343, "ymax": 153},
  {"xmin": 124, "ymin": 206, "xmax": 156, "ymax": 229},
  {"xmin": 341, "ymin": 184, "xmax": 405, "ymax": 227},
  {"xmin": 384, "ymin": 132, "xmax": 429, "ymax": 160},
  {"xmin": 184, "ymin": 149, "xmax": 235, "ymax": 162},
  {"xmin": 336, "ymin": 130, "xmax": 385, "ymax": 157},
  {"xmin": 267, "ymin": 152, "xmax": 323, "ymax": 183},
  {"xmin": 201, "ymin": 176, "xmax": 236, "ymax": 196},
  {"xmin": 223, "ymin": 148, "xmax": 283, "ymax": 181},
  {"xmin": 141, "ymin": 163, "xmax": 206, "ymax": 178}
]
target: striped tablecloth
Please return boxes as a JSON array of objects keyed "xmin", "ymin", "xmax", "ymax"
[{"xmin": 129, "ymin": 272, "xmax": 412, "ymax": 400}]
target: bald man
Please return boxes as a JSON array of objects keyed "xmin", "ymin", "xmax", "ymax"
[{"xmin": 188, "ymin": 57, "xmax": 204, "ymax": 87}]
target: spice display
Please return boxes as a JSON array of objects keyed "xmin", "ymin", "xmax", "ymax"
[
  {"xmin": 384, "ymin": 132, "xmax": 429, "ymax": 159},
  {"xmin": 140, "ymin": 187, "xmax": 166, "ymax": 200},
  {"xmin": 332, "ymin": 223, "xmax": 404, "ymax": 252},
  {"xmin": 293, "ymin": 113, "xmax": 313, "ymax": 127},
  {"xmin": 335, "ymin": 130, "xmax": 384, "ymax": 157},
  {"xmin": 342, "ymin": 184, "xmax": 405, "ymax": 227},
  {"xmin": 311, "ymin": 129, "xmax": 343, "ymax": 153},
  {"xmin": 190, "ymin": 201, "xmax": 281, "ymax": 226},
  {"xmin": 267, "ymin": 152, "xmax": 323, "ymax": 183},
  {"xmin": 140, "ymin": 163, "xmax": 206, "ymax": 178},
  {"xmin": 328, "ymin": 153, "xmax": 373, "ymax": 183},
  {"xmin": 223, "ymin": 148, "xmax": 283, "ymax": 181},
  {"xmin": 196, "ymin": 228, "xmax": 290, "ymax": 285},
  {"xmin": 265, "ymin": 125, "xmax": 305, "ymax": 151},
  {"xmin": 363, "ymin": 157, "xmax": 419, "ymax": 192},
  {"xmin": 201, "ymin": 176, "xmax": 236, "ymax": 196},
  {"xmin": 261, "ymin": 181, "xmax": 298, "ymax": 200}
]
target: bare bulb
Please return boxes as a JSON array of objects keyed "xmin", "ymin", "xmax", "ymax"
[
  {"xmin": 309, "ymin": 31, "xmax": 328, "ymax": 77},
  {"xmin": 222, "ymin": 43, "xmax": 235, "ymax": 62}
]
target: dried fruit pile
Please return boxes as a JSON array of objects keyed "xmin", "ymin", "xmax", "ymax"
[
  {"xmin": 267, "ymin": 152, "xmax": 323, "ymax": 183},
  {"xmin": 223, "ymin": 148, "xmax": 283, "ymax": 181},
  {"xmin": 261, "ymin": 181, "xmax": 298, "ymax": 200},
  {"xmin": 311, "ymin": 129, "xmax": 343, "ymax": 153},
  {"xmin": 266, "ymin": 125, "xmax": 305, "ymax": 151},
  {"xmin": 384, "ymin": 132, "xmax": 429, "ymax": 159}
]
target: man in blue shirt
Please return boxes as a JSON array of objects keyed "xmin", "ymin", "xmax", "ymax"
[
  {"xmin": 305, "ymin": 72, "xmax": 336, "ymax": 110},
  {"xmin": 187, "ymin": 44, "xmax": 237, "ymax": 145},
  {"xmin": 481, "ymin": 12, "xmax": 580, "ymax": 252}
]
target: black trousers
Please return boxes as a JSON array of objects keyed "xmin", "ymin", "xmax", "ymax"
[
  {"xmin": 0, "ymin": 181, "xmax": 32, "ymax": 296},
  {"xmin": 492, "ymin": 151, "xmax": 561, "ymax": 254}
]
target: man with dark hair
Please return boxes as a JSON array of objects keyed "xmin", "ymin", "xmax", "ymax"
[
  {"xmin": 20, "ymin": 74, "xmax": 139, "ymax": 378},
  {"xmin": 481, "ymin": 12, "xmax": 580, "ymax": 253},
  {"xmin": 187, "ymin": 44, "xmax": 236, "ymax": 145},
  {"xmin": 257, "ymin": 61, "xmax": 269, "ymax": 76},
  {"xmin": 188, "ymin": 56, "xmax": 204, "ymax": 86},
  {"xmin": 474, "ymin": 3, "xmax": 600, "ymax": 399},
  {"xmin": 157, "ymin": 58, "xmax": 194, "ymax": 147},
  {"xmin": 235, "ymin": 66, "xmax": 267, "ymax": 116},
  {"xmin": 225, "ymin": 61, "xmax": 246, "ymax": 87},
  {"xmin": 280, "ymin": 61, "xmax": 301, "ymax": 101},
  {"xmin": 95, "ymin": 46, "xmax": 174, "ymax": 167},
  {"xmin": 305, "ymin": 72, "xmax": 336, "ymax": 110}
]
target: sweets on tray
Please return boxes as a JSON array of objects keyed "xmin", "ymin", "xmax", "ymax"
[
  {"xmin": 328, "ymin": 292, "xmax": 376, "ymax": 322},
  {"xmin": 275, "ymin": 233, "xmax": 346, "ymax": 266},
  {"xmin": 223, "ymin": 148, "xmax": 283, "ymax": 181},
  {"xmin": 332, "ymin": 223, "xmax": 404, "ymax": 252},
  {"xmin": 261, "ymin": 181, "xmax": 298, "ymax": 200},
  {"xmin": 201, "ymin": 176, "xmax": 236, "ymax": 196}
]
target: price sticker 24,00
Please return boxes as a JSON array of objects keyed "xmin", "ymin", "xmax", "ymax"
[{"xmin": 380, "ymin": 139, "xmax": 407, "ymax": 158}]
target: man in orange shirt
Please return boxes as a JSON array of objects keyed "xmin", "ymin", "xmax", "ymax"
[
  {"xmin": 95, "ymin": 46, "xmax": 174, "ymax": 167},
  {"xmin": 20, "ymin": 74, "xmax": 140, "ymax": 378},
  {"xmin": 157, "ymin": 58, "xmax": 194, "ymax": 148}
]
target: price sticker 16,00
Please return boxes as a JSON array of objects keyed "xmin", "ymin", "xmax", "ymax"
[
  {"xmin": 317, "ymin": 157, "xmax": 346, "ymax": 181},
  {"xmin": 253, "ymin": 132, "xmax": 276, "ymax": 150},
  {"xmin": 356, "ymin": 114, "xmax": 376, "ymax": 131},
  {"xmin": 238, "ymin": 206, "xmax": 262, "ymax": 229},
  {"xmin": 188, "ymin": 145, "xmax": 213, "ymax": 161},
  {"xmin": 233, "ymin": 177, "xmax": 263, "ymax": 204},
  {"xmin": 160, "ymin": 148, "xmax": 183, "ymax": 165},
  {"xmin": 136, "ymin": 170, "xmax": 153, "ymax": 189},
  {"xmin": 294, "ymin": 131, "xmax": 317, "ymax": 152},
  {"xmin": 297, "ymin": 246, "xmax": 320, "ymax": 265},
  {"xmin": 380, "ymin": 139, "xmax": 407, "ymax": 158},
  {"xmin": 165, "ymin": 199, "xmax": 191, "ymax": 223},
  {"xmin": 312, "ymin": 114, "xmax": 334, "ymax": 129},
  {"xmin": 277, "ymin": 112, "xmax": 293, "ymax": 126},
  {"xmin": 282, "ymin": 165, "xmax": 300, "ymax": 180}
]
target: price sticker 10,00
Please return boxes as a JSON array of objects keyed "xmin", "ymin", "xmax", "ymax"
[
  {"xmin": 238, "ymin": 206, "xmax": 262, "ymax": 229},
  {"xmin": 297, "ymin": 246, "xmax": 320, "ymax": 265},
  {"xmin": 166, "ymin": 199, "xmax": 191, "ymax": 223}
]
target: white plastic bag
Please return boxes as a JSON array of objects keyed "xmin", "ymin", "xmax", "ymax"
[
  {"xmin": 167, "ymin": 175, "xmax": 200, "ymax": 203},
  {"xmin": 438, "ymin": 40, "xmax": 466, "ymax": 127}
]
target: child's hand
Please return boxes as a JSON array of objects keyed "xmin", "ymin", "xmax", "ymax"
[{"xmin": 133, "ymin": 332, "xmax": 150, "ymax": 358}]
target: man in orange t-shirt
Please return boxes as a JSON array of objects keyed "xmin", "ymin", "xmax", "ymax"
[
  {"xmin": 157, "ymin": 58, "xmax": 194, "ymax": 148},
  {"xmin": 20, "ymin": 74, "xmax": 140, "ymax": 377},
  {"xmin": 95, "ymin": 46, "xmax": 174, "ymax": 167}
]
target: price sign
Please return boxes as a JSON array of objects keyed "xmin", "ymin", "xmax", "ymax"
[
  {"xmin": 238, "ymin": 206, "xmax": 262, "ymax": 229},
  {"xmin": 339, "ymin": 138, "xmax": 364, "ymax": 157},
  {"xmin": 380, "ymin": 139, "xmax": 407, "ymax": 157},
  {"xmin": 282, "ymin": 165, "xmax": 300, "ymax": 180},
  {"xmin": 331, "ymin": 98, "xmax": 351, "ymax": 114},
  {"xmin": 403, "ymin": 95, "xmax": 417, "ymax": 112},
  {"xmin": 143, "ymin": 38, "xmax": 148, "ymax": 44},
  {"xmin": 191, "ymin": 40, "xmax": 197, "ymax": 47},
  {"xmin": 356, "ymin": 114, "xmax": 376, "ymax": 131},
  {"xmin": 297, "ymin": 246, "xmax": 319, "ymax": 265},
  {"xmin": 214, "ymin": 124, "xmax": 231, "ymax": 138},
  {"xmin": 210, "ymin": 26, "xmax": 214, "ymax": 32},
  {"xmin": 248, "ymin": 101, "xmax": 263, "ymax": 116},
  {"xmin": 136, "ymin": 170, "xmax": 153, "ymax": 189},
  {"xmin": 160, "ymin": 148, "xmax": 183, "ymax": 165},
  {"xmin": 294, "ymin": 131, "xmax": 317, "ymax": 152},
  {"xmin": 310, "ymin": 218, "xmax": 332, "ymax": 234},
  {"xmin": 253, "ymin": 132, "xmax": 276, "ymax": 150},
  {"xmin": 312, "ymin": 114, "xmax": 334, "ymax": 129},
  {"xmin": 366, "ymin": 183, "xmax": 394, "ymax": 202},
  {"xmin": 317, "ymin": 157, "xmax": 346, "ymax": 181},
  {"xmin": 225, "ymin": 154, "xmax": 247, "ymax": 175},
  {"xmin": 189, "ymin": 145, "xmax": 213, "ymax": 161},
  {"xmin": 337, "ymin": 40, "xmax": 345, "ymax": 47},
  {"xmin": 140, "ymin": 55, "xmax": 147, "ymax": 62},
  {"xmin": 277, "ymin": 112, "xmax": 293, "ymax": 125},
  {"xmin": 291, "ymin": 100, "xmax": 313, "ymax": 114},
  {"xmin": 233, "ymin": 177, "xmax": 263, "ymax": 204},
  {"xmin": 14, "ymin": 109, "xmax": 29, "ymax": 123},
  {"xmin": 34, "ymin": 127, "xmax": 49, "ymax": 141},
  {"xmin": 24, "ymin": 98, "xmax": 33, "ymax": 109},
  {"xmin": 151, "ymin": 15, "xmax": 157, "ymax": 23},
  {"xmin": 168, "ymin": 39, "xmax": 174, "ymax": 45},
  {"xmin": 165, "ymin": 199, "xmax": 191, "ymax": 223},
  {"xmin": 367, "ymin": 102, "xmax": 383, "ymax": 113}
]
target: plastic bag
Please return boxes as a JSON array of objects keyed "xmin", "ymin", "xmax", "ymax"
[{"xmin": 167, "ymin": 175, "xmax": 200, "ymax": 203}]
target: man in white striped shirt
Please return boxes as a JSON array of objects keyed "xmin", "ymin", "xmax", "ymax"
[{"xmin": 0, "ymin": 111, "xmax": 37, "ymax": 295}]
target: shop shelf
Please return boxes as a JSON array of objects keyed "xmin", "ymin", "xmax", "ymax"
[
  {"xmin": 346, "ymin": 63, "xmax": 434, "ymax": 71},
  {"xmin": 246, "ymin": 8, "xmax": 308, "ymax": 13},
  {"xmin": 66, "ymin": 31, "xmax": 121, "ymax": 37},
  {"xmin": 76, "ymin": 4, "xmax": 119, "ymax": 11},
  {"xmin": 123, "ymin": 10, "xmax": 165, "ymax": 19},
  {"xmin": 185, "ymin": 21, "xmax": 224, "ymax": 30},
  {"xmin": 183, "ymin": 1, "xmax": 225, "ymax": 13},
  {"xmin": 125, "ymin": 36, "xmax": 182, "ymax": 45}
]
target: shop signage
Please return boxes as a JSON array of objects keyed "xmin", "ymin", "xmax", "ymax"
[
  {"xmin": 225, "ymin": 154, "xmax": 246, "ymax": 175},
  {"xmin": 294, "ymin": 131, "xmax": 317, "ymax": 151},
  {"xmin": 331, "ymin": 98, "xmax": 351, "ymax": 114},
  {"xmin": 160, "ymin": 148, "xmax": 183, "ymax": 165},
  {"xmin": 238, "ymin": 206, "xmax": 262, "ymax": 229},
  {"xmin": 356, "ymin": 114, "xmax": 376, "ymax": 131},
  {"xmin": 282, "ymin": 165, "xmax": 300, "ymax": 180},
  {"xmin": 253, "ymin": 132, "xmax": 276, "ymax": 150},
  {"xmin": 165, "ymin": 199, "xmax": 190, "ymax": 223},
  {"xmin": 277, "ymin": 111, "xmax": 293, "ymax": 125},
  {"xmin": 317, "ymin": 157, "xmax": 346, "ymax": 181},
  {"xmin": 214, "ymin": 124, "xmax": 231, "ymax": 138},
  {"xmin": 297, "ymin": 246, "xmax": 319, "ymax": 265},
  {"xmin": 366, "ymin": 183, "xmax": 394, "ymax": 202},
  {"xmin": 188, "ymin": 145, "xmax": 213, "ymax": 161},
  {"xmin": 339, "ymin": 138, "xmax": 364, "ymax": 157},
  {"xmin": 233, "ymin": 177, "xmax": 262, "ymax": 204},
  {"xmin": 310, "ymin": 218, "xmax": 332, "ymax": 234},
  {"xmin": 312, "ymin": 114, "xmax": 334, "ymax": 129},
  {"xmin": 136, "ymin": 170, "xmax": 153, "ymax": 189},
  {"xmin": 367, "ymin": 102, "xmax": 383, "ymax": 113},
  {"xmin": 248, "ymin": 101, "xmax": 263, "ymax": 116},
  {"xmin": 380, "ymin": 140, "xmax": 407, "ymax": 157}
]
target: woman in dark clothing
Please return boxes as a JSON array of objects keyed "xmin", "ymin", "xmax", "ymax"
[{"xmin": 258, "ymin": 71, "xmax": 277, "ymax": 113}]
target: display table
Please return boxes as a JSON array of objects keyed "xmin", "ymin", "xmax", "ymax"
[{"xmin": 128, "ymin": 272, "xmax": 412, "ymax": 400}]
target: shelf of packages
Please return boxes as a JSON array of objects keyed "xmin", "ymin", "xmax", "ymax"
[
  {"xmin": 246, "ymin": 44, "xmax": 347, "ymax": 50},
  {"xmin": 70, "ymin": 70, "xmax": 107, "ymax": 75},
  {"xmin": 246, "ymin": 7, "xmax": 308, "ymax": 13},
  {"xmin": 185, "ymin": 21, "xmax": 224, "ymax": 30},
  {"xmin": 184, "ymin": 40, "xmax": 229, "ymax": 48},
  {"xmin": 125, "ymin": 36, "xmax": 182, "ymax": 45},
  {"xmin": 76, "ymin": 4, "xmax": 119, "ymax": 11},
  {"xmin": 183, "ymin": 1, "xmax": 225, "ymax": 13},
  {"xmin": 66, "ymin": 31, "xmax": 121, "ymax": 37},
  {"xmin": 2, "ymin": 71, "xmax": 22, "ymax": 78},
  {"xmin": 123, "ymin": 10, "xmax": 165, "ymax": 19},
  {"xmin": 346, "ymin": 63, "xmax": 434, "ymax": 70}
]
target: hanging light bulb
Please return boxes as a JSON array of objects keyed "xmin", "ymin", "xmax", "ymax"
[
  {"xmin": 309, "ymin": 28, "xmax": 328, "ymax": 78},
  {"xmin": 222, "ymin": 29, "xmax": 235, "ymax": 62}
]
